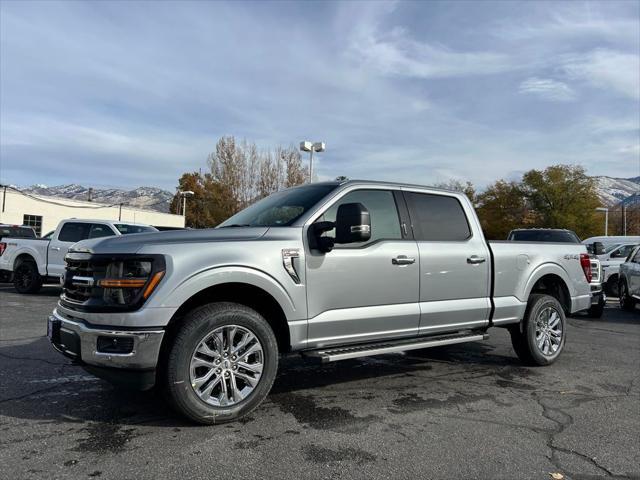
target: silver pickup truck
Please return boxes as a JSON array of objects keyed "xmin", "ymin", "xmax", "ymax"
[{"xmin": 47, "ymin": 180, "xmax": 593, "ymax": 424}]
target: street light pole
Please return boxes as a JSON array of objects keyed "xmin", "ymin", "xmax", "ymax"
[
  {"xmin": 595, "ymin": 207, "xmax": 609, "ymax": 236},
  {"xmin": 300, "ymin": 141, "xmax": 326, "ymax": 183},
  {"xmin": 178, "ymin": 190, "xmax": 194, "ymax": 221}
]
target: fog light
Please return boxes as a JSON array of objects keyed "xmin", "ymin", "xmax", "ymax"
[{"xmin": 97, "ymin": 336, "xmax": 134, "ymax": 354}]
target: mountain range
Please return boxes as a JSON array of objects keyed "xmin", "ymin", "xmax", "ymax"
[
  {"xmin": 16, "ymin": 175, "xmax": 640, "ymax": 213},
  {"xmin": 19, "ymin": 184, "xmax": 174, "ymax": 212}
]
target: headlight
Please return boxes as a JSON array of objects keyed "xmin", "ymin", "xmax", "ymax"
[{"xmin": 98, "ymin": 259, "xmax": 165, "ymax": 306}]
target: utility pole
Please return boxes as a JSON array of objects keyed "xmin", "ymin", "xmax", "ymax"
[{"xmin": 118, "ymin": 203, "xmax": 123, "ymax": 221}]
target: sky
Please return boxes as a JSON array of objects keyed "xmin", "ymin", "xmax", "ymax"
[{"xmin": 0, "ymin": 0, "xmax": 639, "ymax": 192}]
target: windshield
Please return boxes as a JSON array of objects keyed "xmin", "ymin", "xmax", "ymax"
[
  {"xmin": 602, "ymin": 243, "xmax": 622, "ymax": 254},
  {"xmin": 218, "ymin": 184, "xmax": 338, "ymax": 227},
  {"xmin": 114, "ymin": 224, "xmax": 158, "ymax": 234},
  {"xmin": 509, "ymin": 230, "xmax": 580, "ymax": 243}
]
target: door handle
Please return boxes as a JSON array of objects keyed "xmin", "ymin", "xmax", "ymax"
[
  {"xmin": 467, "ymin": 255, "xmax": 486, "ymax": 264},
  {"xmin": 392, "ymin": 255, "xmax": 416, "ymax": 266},
  {"xmin": 51, "ymin": 247, "xmax": 61, "ymax": 251}
]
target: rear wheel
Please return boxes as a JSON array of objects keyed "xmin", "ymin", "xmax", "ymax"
[
  {"xmin": 13, "ymin": 260, "xmax": 42, "ymax": 294},
  {"xmin": 165, "ymin": 302, "xmax": 278, "ymax": 424},
  {"xmin": 510, "ymin": 294, "xmax": 566, "ymax": 366},
  {"xmin": 587, "ymin": 295, "xmax": 605, "ymax": 318},
  {"xmin": 605, "ymin": 275, "xmax": 619, "ymax": 297},
  {"xmin": 619, "ymin": 281, "xmax": 635, "ymax": 311}
]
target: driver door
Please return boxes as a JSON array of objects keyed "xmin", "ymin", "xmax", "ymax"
[{"xmin": 304, "ymin": 188, "xmax": 420, "ymax": 348}]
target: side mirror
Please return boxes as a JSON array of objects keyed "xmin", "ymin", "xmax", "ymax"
[
  {"xmin": 592, "ymin": 242, "xmax": 605, "ymax": 255},
  {"xmin": 335, "ymin": 203, "xmax": 371, "ymax": 244}
]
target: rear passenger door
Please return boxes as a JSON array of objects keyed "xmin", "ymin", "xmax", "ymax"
[{"xmin": 403, "ymin": 190, "xmax": 491, "ymax": 334}]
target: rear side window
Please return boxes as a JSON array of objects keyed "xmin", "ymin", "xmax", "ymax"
[
  {"xmin": 58, "ymin": 223, "xmax": 91, "ymax": 243},
  {"xmin": 405, "ymin": 192, "xmax": 471, "ymax": 241},
  {"xmin": 89, "ymin": 224, "xmax": 116, "ymax": 239}
]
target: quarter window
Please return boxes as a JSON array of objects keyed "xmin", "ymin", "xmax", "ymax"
[
  {"xmin": 58, "ymin": 223, "xmax": 91, "ymax": 243},
  {"xmin": 318, "ymin": 189, "xmax": 402, "ymax": 247},
  {"xmin": 405, "ymin": 192, "xmax": 471, "ymax": 241},
  {"xmin": 23, "ymin": 214, "xmax": 42, "ymax": 237}
]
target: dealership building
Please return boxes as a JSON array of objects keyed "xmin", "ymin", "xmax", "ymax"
[{"xmin": 0, "ymin": 187, "xmax": 185, "ymax": 236}]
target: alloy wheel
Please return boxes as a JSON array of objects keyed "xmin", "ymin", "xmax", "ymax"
[
  {"xmin": 189, "ymin": 325, "xmax": 264, "ymax": 407},
  {"xmin": 534, "ymin": 306, "xmax": 563, "ymax": 356}
]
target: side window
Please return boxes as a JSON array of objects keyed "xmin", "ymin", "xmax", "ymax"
[
  {"xmin": 89, "ymin": 224, "xmax": 116, "ymax": 239},
  {"xmin": 318, "ymin": 189, "xmax": 402, "ymax": 247},
  {"xmin": 57, "ymin": 223, "xmax": 91, "ymax": 243},
  {"xmin": 614, "ymin": 245, "xmax": 634, "ymax": 259},
  {"xmin": 405, "ymin": 192, "xmax": 471, "ymax": 241},
  {"xmin": 634, "ymin": 249, "xmax": 640, "ymax": 263}
]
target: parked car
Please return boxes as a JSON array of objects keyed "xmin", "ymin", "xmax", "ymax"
[
  {"xmin": 599, "ymin": 243, "xmax": 640, "ymax": 296},
  {"xmin": 507, "ymin": 228, "xmax": 605, "ymax": 317},
  {"xmin": 48, "ymin": 180, "xmax": 593, "ymax": 424},
  {"xmin": 0, "ymin": 219, "xmax": 157, "ymax": 293},
  {"xmin": 582, "ymin": 236, "xmax": 640, "ymax": 249},
  {"xmin": 619, "ymin": 245, "xmax": 640, "ymax": 311},
  {"xmin": 0, "ymin": 224, "xmax": 37, "ymax": 282}
]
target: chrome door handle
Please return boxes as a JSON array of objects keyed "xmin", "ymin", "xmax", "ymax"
[
  {"xmin": 392, "ymin": 255, "xmax": 416, "ymax": 265},
  {"xmin": 51, "ymin": 247, "xmax": 61, "ymax": 251},
  {"xmin": 467, "ymin": 255, "xmax": 486, "ymax": 264}
]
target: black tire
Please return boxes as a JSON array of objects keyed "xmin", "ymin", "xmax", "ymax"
[
  {"xmin": 165, "ymin": 302, "xmax": 278, "ymax": 424},
  {"xmin": 605, "ymin": 275, "xmax": 619, "ymax": 297},
  {"xmin": 619, "ymin": 280, "xmax": 635, "ymax": 311},
  {"xmin": 13, "ymin": 260, "xmax": 42, "ymax": 294},
  {"xmin": 587, "ymin": 298, "xmax": 605, "ymax": 318},
  {"xmin": 510, "ymin": 294, "xmax": 566, "ymax": 366}
]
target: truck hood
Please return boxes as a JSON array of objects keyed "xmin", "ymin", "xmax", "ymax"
[{"xmin": 70, "ymin": 227, "xmax": 270, "ymax": 255}]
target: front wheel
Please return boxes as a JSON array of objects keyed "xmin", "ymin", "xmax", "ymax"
[
  {"xmin": 619, "ymin": 281, "xmax": 636, "ymax": 311},
  {"xmin": 165, "ymin": 302, "xmax": 278, "ymax": 424},
  {"xmin": 13, "ymin": 260, "xmax": 42, "ymax": 294},
  {"xmin": 605, "ymin": 275, "xmax": 619, "ymax": 297},
  {"xmin": 510, "ymin": 294, "xmax": 566, "ymax": 366}
]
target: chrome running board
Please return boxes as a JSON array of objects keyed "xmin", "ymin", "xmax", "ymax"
[{"xmin": 302, "ymin": 332, "xmax": 488, "ymax": 363}]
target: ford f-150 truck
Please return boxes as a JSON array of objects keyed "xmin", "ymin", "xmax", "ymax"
[
  {"xmin": 0, "ymin": 219, "xmax": 157, "ymax": 293},
  {"xmin": 47, "ymin": 180, "xmax": 593, "ymax": 424}
]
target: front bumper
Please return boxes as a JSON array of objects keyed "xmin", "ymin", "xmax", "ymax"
[{"xmin": 48, "ymin": 308, "xmax": 165, "ymax": 371}]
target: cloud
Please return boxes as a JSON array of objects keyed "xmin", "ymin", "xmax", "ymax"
[
  {"xmin": 345, "ymin": 4, "xmax": 516, "ymax": 79},
  {"xmin": 519, "ymin": 77, "xmax": 577, "ymax": 102},
  {"xmin": 562, "ymin": 49, "xmax": 640, "ymax": 99}
]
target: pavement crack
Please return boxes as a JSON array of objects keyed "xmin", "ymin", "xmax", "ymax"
[{"xmin": 533, "ymin": 393, "xmax": 631, "ymax": 479}]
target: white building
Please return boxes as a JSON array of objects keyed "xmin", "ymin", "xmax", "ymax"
[{"xmin": 0, "ymin": 187, "xmax": 184, "ymax": 236}]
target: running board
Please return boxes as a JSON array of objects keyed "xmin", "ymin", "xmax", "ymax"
[{"xmin": 302, "ymin": 332, "xmax": 489, "ymax": 363}]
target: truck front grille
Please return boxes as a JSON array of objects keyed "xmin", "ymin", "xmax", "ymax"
[{"xmin": 62, "ymin": 258, "xmax": 106, "ymax": 304}]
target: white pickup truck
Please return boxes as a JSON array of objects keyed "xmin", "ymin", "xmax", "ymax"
[{"xmin": 0, "ymin": 219, "xmax": 156, "ymax": 293}]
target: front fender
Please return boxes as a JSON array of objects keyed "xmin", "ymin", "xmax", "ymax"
[{"xmin": 156, "ymin": 265, "xmax": 301, "ymax": 321}]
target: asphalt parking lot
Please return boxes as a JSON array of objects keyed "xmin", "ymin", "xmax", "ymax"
[{"xmin": 1, "ymin": 285, "xmax": 639, "ymax": 480}]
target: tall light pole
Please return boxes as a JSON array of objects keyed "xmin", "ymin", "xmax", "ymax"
[
  {"xmin": 595, "ymin": 207, "xmax": 608, "ymax": 236},
  {"xmin": 300, "ymin": 141, "xmax": 325, "ymax": 183},
  {"xmin": 179, "ymin": 190, "xmax": 194, "ymax": 219}
]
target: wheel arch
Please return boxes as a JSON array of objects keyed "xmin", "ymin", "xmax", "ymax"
[
  {"xmin": 526, "ymin": 272, "xmax": 572, "ymax": 314},
  {"xmin": 161, "ymin": 282, "xmax": 293, "ymax": 358}
]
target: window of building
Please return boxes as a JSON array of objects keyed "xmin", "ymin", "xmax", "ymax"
[
  {"xmin": 405, "ymin": 192, "xmax": 471, "ymax": 241},
  {"xmin": 23, "ymin": 214, "xmax": 43, "ymax": 237}
]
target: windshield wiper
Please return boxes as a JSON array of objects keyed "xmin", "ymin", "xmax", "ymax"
[{"xmin": 219, "ymin": 224, "xmax": 253, "ymax": 228}]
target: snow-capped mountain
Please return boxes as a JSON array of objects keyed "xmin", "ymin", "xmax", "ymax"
[
  {"xmin": 19, "ymin": 184, "xmax": 173, "ymax": 212},
  {"xmin": 594, "ymin": 176, "xmax": 640, "ymax": 206}
]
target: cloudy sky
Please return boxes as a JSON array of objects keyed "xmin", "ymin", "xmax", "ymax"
[{"xmin": 1, "ymin": 0, "xmax": 638, "ymax": 191}]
